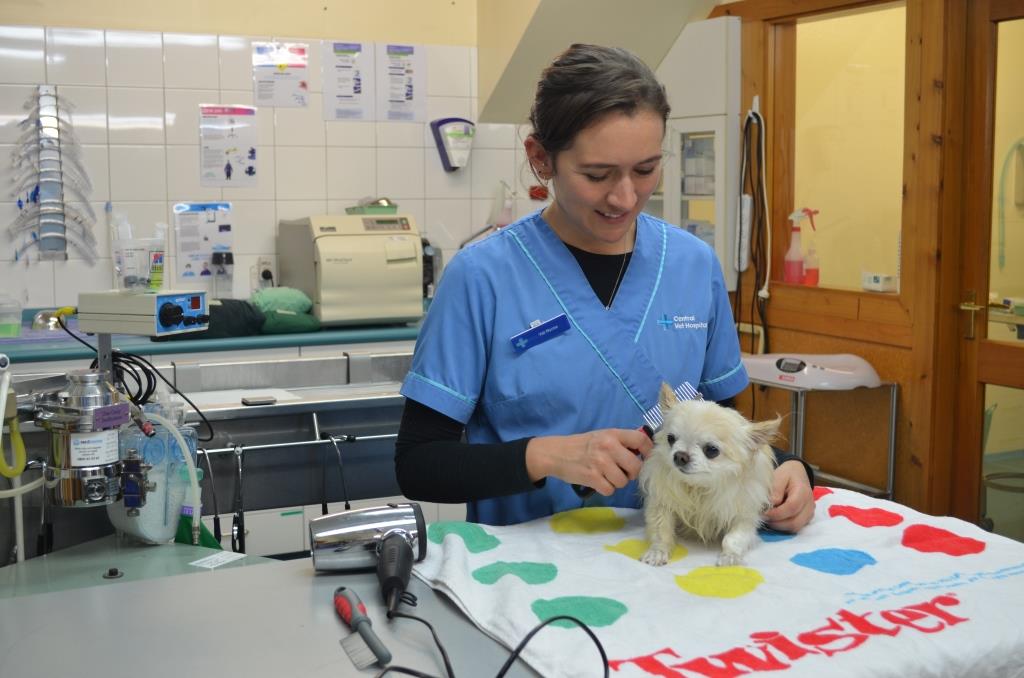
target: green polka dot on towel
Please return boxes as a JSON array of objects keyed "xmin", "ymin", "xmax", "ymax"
[
  {"xmin": 531, "ymin": 596, "xmax": 628, "ymax": 628},
  {"xmin": 472, "ymin": 561, "xmax": 558, "ymax": 585},
  {"xmin": 427, "ymin": 521, "xmax": 500, "ymax": 553}
]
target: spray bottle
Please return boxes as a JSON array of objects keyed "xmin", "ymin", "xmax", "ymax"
[
  {"xmin": 803, "ymin": 208, "xmax": 820, "ymax": 286},
  {"xmin": 784, "ymin": 207, "xmax": 818, "ymax": 284}
]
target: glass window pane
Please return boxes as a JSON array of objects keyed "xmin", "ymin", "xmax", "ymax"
[
  {"xmin": 793, "ymin": 2, "xmax": 905, "ymax": 291},
  {"xmin": 990, "ymin": 19, "xmax": 1024, "ymax": 343},
  {"xmin": 982, "ymin": 385, "xmax": 1024, "ymax": 542}
]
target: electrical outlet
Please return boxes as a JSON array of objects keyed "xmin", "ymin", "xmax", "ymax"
[{"xmin": 256, "ymin": 256, "xmax": 276, "ymax": 288}]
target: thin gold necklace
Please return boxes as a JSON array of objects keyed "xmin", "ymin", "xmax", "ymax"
[{"xmin": 606, "ymin": 250, "xmax": 628, "ymax": 310}]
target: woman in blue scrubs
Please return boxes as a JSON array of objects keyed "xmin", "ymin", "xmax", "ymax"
[{"xmin": 397, "ymin": 44, "xmax": 815, "ymax": 530}]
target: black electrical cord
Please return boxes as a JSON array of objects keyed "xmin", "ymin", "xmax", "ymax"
[
  {"xmin": 371, "ymin": 613, "xmax": 608, "ymax": 678},
  {"xmin": 56, "ymin": 316, "xmax": 216, "ymax": 441}
]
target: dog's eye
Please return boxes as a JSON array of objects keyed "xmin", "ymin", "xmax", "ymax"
[
  {"xmin": 703, "ymin": 444, "xmax": 720, "ymax": 459},
  {"xmin": 666, "ymin": 434, "xmax": 676, "ymax": 446}
]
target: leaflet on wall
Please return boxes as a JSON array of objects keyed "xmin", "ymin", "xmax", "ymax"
[
  {"xmin": 199, "ymin": 105, "xmax": 258, "ymax": 187},
  {"xmin": 322, "ymin": 40, "xmax": 375, "ymax": 121},
  {"xmin": 252, "ymin": 42, "xmax": 309, "ymax": 108},
  {"xmin": 173, "ymin": 202, "xmax": 235, "ymax": 297},
  {"xmin": 375, "ymin": 43, "xmax": 426, "ymax": 122}
]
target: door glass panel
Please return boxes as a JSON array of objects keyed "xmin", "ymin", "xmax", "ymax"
[
  {"xmin": 989, "ymin": 19, "xmax": 1024, "ymax": 343},
  {"xmin": 793, "ymin": 2, "xmax": 905, "ymax": 291},
  {"xmin": 981, "ymin": 385, "xmax": 1024, "ymax": 542}
]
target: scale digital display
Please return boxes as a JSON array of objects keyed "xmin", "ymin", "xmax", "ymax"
[
  {"xmin": 775, "ymin": 357, "xmax": 807, "ymax": 373},
  {"xmin": 363, "ymin": 217, "xmax": 410, "ymax": 231}
]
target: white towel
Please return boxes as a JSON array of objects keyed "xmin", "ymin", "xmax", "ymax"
[{"xmin": 414, "ymin": 488, "xmax": 1024, "ymax": 678}]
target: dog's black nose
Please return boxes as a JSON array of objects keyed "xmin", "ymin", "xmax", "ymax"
[{"xmin": 673, "ymin": 451, "xmax": 691, "ymax": 468}]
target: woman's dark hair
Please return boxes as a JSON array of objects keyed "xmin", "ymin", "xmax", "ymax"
[{"xmin": 529, "ymin": 44, "xmax": 670, "ymax": 166}]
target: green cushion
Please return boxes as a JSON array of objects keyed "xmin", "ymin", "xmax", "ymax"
[{"xmin": 250, "ymin": 286, "xmax": 313, "ymax": 314}]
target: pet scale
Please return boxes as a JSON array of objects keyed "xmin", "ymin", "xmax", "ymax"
[{"xmin": 742, "ymin": 353, "xmax": 898, "ymax": 498}]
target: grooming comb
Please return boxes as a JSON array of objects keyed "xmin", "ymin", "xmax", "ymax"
[
  {"xmin": 335, "ymin": 586, "xmax": 392, "ymax": 669},
  {"xmin": 572, "ymin": 381, "xmax": 703, "ymax": 499},
  {"xmin": 641, "ymin": 381, "xmax": 703, "ymax": 432}
]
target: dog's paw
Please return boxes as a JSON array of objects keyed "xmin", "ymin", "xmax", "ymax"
[
  {"xmin": 641, "ymin": 546, "xmax": 671, "ymax": 566},
  {"xmin": 716, "ymin": 551, "xmax": 746, "ymax": 567}
]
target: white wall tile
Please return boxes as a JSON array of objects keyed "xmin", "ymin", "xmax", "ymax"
[
  {"xmin": 474, "ymin": 123, "xmax": 516, "ymax": 150},
  {"xmin": 58, "ymin": 85, "xmax": 108, "ymax": 144},
  {"xmin": 219, "ymin": 89, "xmax": 273, "ymax": 147},
  {"xmin": 395, "ymin": 199, "xmax": 426, "ymax": 232},
  {"xmin": 325, "ymin": 120, "xmax": 375, "ymax": 147},
  {"xmin": 76, "ymin": 144, "xmax": 110, "ymax": 201},
  {"xmin": 276, "ymin": 199, "xmax": 327, "ymax": 222},
  {"xmin": 377, "ymin": 147, "xmax": 424, "ymax": 199},
  {"xmin": 105, "ymin": 30, "xmax": 163, "ymax": 87},
  {"xmin": 166, "ymin": 145, "xmax": 221, "ymax": 201},
  {"xmin": 228, "ymin": 200, "xmax": 276, "ymax": 254},
  {"xmin": 423, "ymin": 199, "xmax": 472, "ymax": 250},
  {"xmin": 164, "ymin": 89, "xmax": 211, "ymax": 145},
  {"xmin": 222, "ymin": 146, "xmax": 275, "ymax": 200},
  {"xmin": 326, "ymin": 147, "xmax": 376, "ymax": 200},
  {"xmin": 109, "ymin": 146, "xmax": 167, "ymax": 201},
  {"xmin": 276, "ymin": 146, "xmax": 326, "ymax": 200},
  {"xmin": 219, "ymin": 35, "xmax": 267, "ymax": 91},
  {"xmin": 0, "ymin": 260, "xmax": 54, "ymax": 306},
  {"xmin": 0, "ymin": 85, "xmax": 38, "ymax": 143},
  {"xmin": 470, "ymin": 148, "xmax": 515, "ymax": 200},
  {"xmin": 46, "ymin": 28, "xmax": 106, "ymax": 86},
  {"xmin": 275, "ymin": 92, "xmax": 325, "ymax": 146},
  {"xmin": 376, "ymin": 122, "xmax": 423, "ymax": 148},
  {"xmin": 0, "ymin": 26, "xmax": 46, "ymax": 84},
  {"xmin": 55, "ymin": 259, "xmax": 114, "ymax": 302},
  {"xmin": 273, "ymin": 37, "xmax": 322, "ymax": 93},
  {"xmin": 426, "ymin": 96, "xmax": 473, "ymax": 124},
  {"xmin": 108, "ymin": 87, "xmax": 165, "ymax": 144},
  {"xmin": 424, "ymin": 149, "xmax": 471, "ymax": 199},
  {"xmin": 471, "ymin": 198, "xmax": 493, "ymax": 233},
  {"xmin": 163, "ymin": 33, "xmax": 219, "ymax": 90},
  {"xmin": 469, "ymin": 47, "xmax": 478, "ymax": 99},
  {"xmin": 426, "ymin": 45, "xmax": 472, "ymax": 98},
  {"xmin": 516, "ymin": 197, "xmax": 547, "ymax": 220}
]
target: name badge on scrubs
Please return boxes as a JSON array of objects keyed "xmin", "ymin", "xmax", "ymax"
[{"xmin": 510, "ymin": 314, "xmax": 571, "ymax": 353}]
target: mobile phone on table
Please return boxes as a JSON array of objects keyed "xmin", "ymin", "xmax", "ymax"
[{"xmin": 241, "ymin": 395, "xmax": 276, "ymax": 406}]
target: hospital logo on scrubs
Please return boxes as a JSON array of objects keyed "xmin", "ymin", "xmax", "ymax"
[{"xmin": 658, "ymin": 313, "xmax": 708, "ymax": 331}]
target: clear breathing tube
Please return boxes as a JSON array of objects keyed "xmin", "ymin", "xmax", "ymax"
[{"xmin": 145, "ymin": 411, "xmax": 202, "ymax": 546}]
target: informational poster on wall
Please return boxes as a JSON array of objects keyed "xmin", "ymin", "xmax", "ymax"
[
  {"xmin": 198, "ymin": 105, "xmax": 258, "ymax": 187},
  {"xmin": 375, "ymin": 43, "xmax": 426, "ymax": 122},
  {"xmin": 173, "ymin": 202, "xmax": 234, "ymax": 293},
  {"xmin": 322, "ymin": 40, "xmax": 375, "ymax": 121},
  {"xmin": 252, "ymin": 42, "xmax": 309, "ymax": 108}
]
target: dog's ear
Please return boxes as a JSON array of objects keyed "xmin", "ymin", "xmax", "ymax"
[
  {"xmin": 659, "ymin": 382, "xmax": 679, "ymax": 412},
  {"xmin": 747, "ymin": 416, "xmax": 781, "ymax": 448}
]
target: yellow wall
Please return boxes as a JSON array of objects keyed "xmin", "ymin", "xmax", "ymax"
[
  {"xmin": 984, "ymin": 18, "xmax": 1024, "ymax": 457},
  {"xmin": 477, "ymin": 0, "xmax": 540, "ymax": 108},
  {"xmin": 0, "ymin": 0, "xmax": 476, "ymax": 44},
  {"xmin": 793, "ymin": 3, "xmax": 905, "ymax": 291}
]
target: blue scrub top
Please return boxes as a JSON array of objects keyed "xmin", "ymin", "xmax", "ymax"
[{"xmin": 400, "ymin": 210, "xmax": 749, "ymax": 525}]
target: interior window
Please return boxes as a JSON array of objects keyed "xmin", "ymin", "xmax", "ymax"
[{"xmin": 792, "ymin": 2, "xmax": 906, "ymax": 292}]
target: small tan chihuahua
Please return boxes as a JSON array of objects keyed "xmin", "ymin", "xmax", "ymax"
[{"xmin": 639, "ymin": 383, "xmax": 780, "ymax": 567}]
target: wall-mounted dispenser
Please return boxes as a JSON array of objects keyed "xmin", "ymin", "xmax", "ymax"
[{"xmin": 430, "ymin": 117, "xmax": 475, "ymax": 172}]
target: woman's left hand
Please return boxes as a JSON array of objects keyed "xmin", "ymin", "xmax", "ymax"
[{"xmin": 763, "ymin": 460, "xmax": 815, "ymax": 532}]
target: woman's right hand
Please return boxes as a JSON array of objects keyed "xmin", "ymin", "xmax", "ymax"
[{"xmin": 525, "ymin": 428, "xmax": 653, "ymax": 496}]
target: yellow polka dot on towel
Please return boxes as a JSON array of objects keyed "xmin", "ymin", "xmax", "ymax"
[
  {"xmin": 605, "ymin": 538, "xmax": 687, "ymax": 562},
  {"xmin": 550, "ymin": 507, "xmax": 626, "ymax": 533},
  {"xmin": 675, "ymin": 566, "xmax": 764, "ymax": 598}
]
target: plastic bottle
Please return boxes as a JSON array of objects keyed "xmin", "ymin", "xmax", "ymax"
[
  {"xmin": 803, "ymin": 244, "xmax": 819, "ymax": 287},
  {"xmin": 783, "ymin": 210, "xmax": 806, "ymax": 284}
]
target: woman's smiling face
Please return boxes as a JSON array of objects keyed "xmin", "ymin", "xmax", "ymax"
[{"xmin": 528, "ymin": 108, "xmax": 664, "ymax": 254}]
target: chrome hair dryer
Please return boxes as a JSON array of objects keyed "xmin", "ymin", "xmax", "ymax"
[{"xmin": 309, "ymin": 502, "xmax": 426, "ymax": 573}]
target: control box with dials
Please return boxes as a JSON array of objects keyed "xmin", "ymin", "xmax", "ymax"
[{"xmin": 77, "ymin": 290, "xmax": 209, "ymax": 336}]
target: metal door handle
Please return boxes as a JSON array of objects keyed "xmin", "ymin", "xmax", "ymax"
[{"xmin": 959, "ymin": 300, "xmax": 985, "ymax": 339}]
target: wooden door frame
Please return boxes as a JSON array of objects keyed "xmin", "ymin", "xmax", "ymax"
[
  {"xmin": 952, "ymin": 0, "xmax": 1024, "ymax": 521},
  {"xmin": 712, "ymin": 0, "xmax": 968, "ymax": 515}
]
